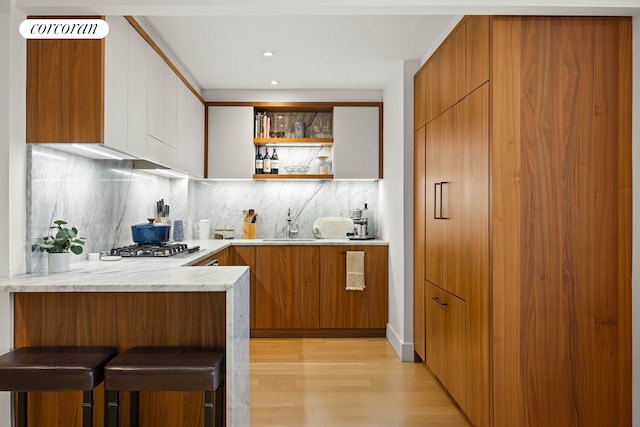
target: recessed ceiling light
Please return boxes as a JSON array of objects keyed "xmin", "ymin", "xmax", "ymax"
[
  {"xmin": 262, "ymin": 51, "xmax": 275, "ymax": 57},
  {"xmin": 270, "ymin": 80, "xmax": 279, "ymax": 85}
]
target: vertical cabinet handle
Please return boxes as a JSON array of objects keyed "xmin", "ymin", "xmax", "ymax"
[
  {"xmin": 433, "ymin": 182, "xmax": 449, "ymax": 220},
  {"xmin": 434, "ymin": 183, "xmax": 441, "ymax": 219},
  {"xmin": 432, "ymin": 296, "xmax": 448, "ymax": 306},
  {"xmin": 440, "ymin": 181, "xmax": 449, "ymax": 220}
]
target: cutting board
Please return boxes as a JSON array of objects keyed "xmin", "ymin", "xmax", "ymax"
[{"xmin": 312, "ymin": 217, "xmax": 353, "ymax": 239}]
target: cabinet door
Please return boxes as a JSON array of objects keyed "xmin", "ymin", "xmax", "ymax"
[
  {"xmin": 424, "ymin": 26, "xmax": 465, "ymax": 122},
  {"xmin": 319, "ymin": 245, "xmax": 388, "ymax": 329},
  {"xmin": 103, "ymin": 16, "xmax": 129, "ymax": 152},
  {"xmin": 146, "ymin": 135, "xmax": 176, "ymax": 168},
  {"xmin": 146, "ymin": 45, "xmax": 165, "ymax": 143},
  {"xmin": 413, "ymin": 126, "xmax": 427, "ymax": 360},
  {"xmin": 187, "ymin": 93, "xmax": 205, "ymax": 178},
  {"xmin": 465, "ymin": 15, "xmax": 490, "ymax": 95},
  {"xmin": 440, "ymin": 96, "xmax": 466, "ymax": 298},
  {"xmin": 333, "ymin": 106, "xmax": 380, "ymax": 179},
  {"xmin": 255, "ymin": 246, "xmax": 320, "ymax": 329},
  {"xmin": 127, "ymin": 24, "xmax": 147, "ymax": 158},
  {"xmin": 26, "ymin": 35, "xmax": 104, "ymax": 143},
  {"xmin": 425, "ymin": 282, "xmax": 466, "ymax": 408},
  {"xmin": 437, "ymin": 27, "xmax": 466, "ymax": 115},
  {"xmin": 163, "ymin": 64, "xmax": 177, "ymax": 148},
  {"xmin": 175, "ymin": 81, "xmax": 188, "ymax": 172},
  {"xmin": 207, "ymin": 106, "xmax": 254, "ymax": 179},
  {"xmin": 424, "ymin": 115, "xmax": 443, "ymax": 287}
]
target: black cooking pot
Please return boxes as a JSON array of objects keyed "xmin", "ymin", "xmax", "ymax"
[{"xmin": 131, "ymin": 219, "xmax": 171, "ymax": 244}]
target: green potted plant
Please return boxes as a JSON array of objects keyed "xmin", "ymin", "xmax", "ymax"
[{"xmin": 32, "ymin": 220, "xmax": 86, "ymax": 272}]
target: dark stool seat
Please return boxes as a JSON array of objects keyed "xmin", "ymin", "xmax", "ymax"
[
  {"xmin": 104, "ymin": 347, "xmax": 225, "ymax": 427},
  {"xmin": 0, "ymin": 346, "xmax": 117, "ymax": 427}
]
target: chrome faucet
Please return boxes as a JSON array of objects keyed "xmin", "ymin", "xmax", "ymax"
[{"xmin": 285, "ymin": 205, "xmax": 299, "ymax": 239}]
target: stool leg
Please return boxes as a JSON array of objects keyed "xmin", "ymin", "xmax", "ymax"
[
  {"xmin": 82, "ymin": 390, "xmax": 94, "ymax": 427},
  {"xmin": 215, "ymin": 383, "xmax": 224, "ymax": 427},
  {"xmin": 130, "ymin": 391, "xmax": 139, "ymax": 427},
  {"xmin": 106, "ymin": 390, "xmax": 120, "ymax": 427},
  {"xmin": 16, "ymin": 392, "xmax": 27, "ymax": 427},
  {"xmin": 204, "ymin": 391, "xmax": 213, "ymax": 427}
]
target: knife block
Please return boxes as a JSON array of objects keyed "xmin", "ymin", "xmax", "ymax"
[{"xmin": 242, "ymin": 222, "xmax": 256, "ymax": 239}]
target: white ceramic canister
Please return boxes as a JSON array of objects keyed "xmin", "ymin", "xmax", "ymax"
[{"xmin": 194, "ymin": 219, "xmax": 211, "ymax": 240}]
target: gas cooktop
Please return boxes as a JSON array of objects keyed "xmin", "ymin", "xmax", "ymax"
[{"xmin": 110, "ymin": 243, "xmax": 201, "ymax": 258}]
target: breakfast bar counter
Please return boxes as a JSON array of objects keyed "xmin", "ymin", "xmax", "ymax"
[{"xmin": 0, "ymin": 244, "xmax": 249, "ymax": 427}]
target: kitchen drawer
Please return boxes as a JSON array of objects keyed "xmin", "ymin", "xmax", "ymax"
[{"xmin": 425, "ymin": 281, "xmax": 466, "ymax": 408}]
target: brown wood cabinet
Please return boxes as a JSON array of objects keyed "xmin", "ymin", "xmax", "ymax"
[
  {"xmin": 319, "ymin": 245, "xmax": 388, "ymax": 329},
  {"xmin": 254, "ymin": 246, "xmax": 320, "ymax": 329},
  {"xmin": 425, "ymin": 282, "xmax": 466, "ymax": 409},
  {"xmin": 14, "ymin": 292, "xmax": 227, "ymax": 427},
  {"xmin": 27, "ymin": 36, "xmax": 105, "ymax": 143},
  {"xmin": 198, "ymin": 244, "xmax": 387, "ymax": 336},
  {"xmin": 414, "ymin": 15, "xmax": 631, "ymax": 427},
  {"xmin": 424, "ymin": 27, "xmax": 465, "ymax": 124}
]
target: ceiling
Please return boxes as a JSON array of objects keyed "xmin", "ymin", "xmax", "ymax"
[
  {"xmin": 141, "ymin": 14, "xmax": 459, "ymax": 91},
  {"xmin": 15, "ymin": 1, "xmax": 639, "ymax": 93}
]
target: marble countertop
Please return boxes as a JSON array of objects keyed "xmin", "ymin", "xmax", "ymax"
[
  {"xmin": 212, "ymin": 238, "xmax": 389, "ymax": 246},
  {"xmin": 0, "ymin": 238, "xmax": 387, "ymax": 293}
]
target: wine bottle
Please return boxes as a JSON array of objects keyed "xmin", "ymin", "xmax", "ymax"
[
  {"xmin": 263, "ymin": 146, "xmax": 272, "ymax": 174},
  {"xmin": 271, "ymin": 147, "xmax": 279, "ymax": 174},
  {"xmin": 254, "ymin": 147, "xmax": 263, "ymax": 174}
]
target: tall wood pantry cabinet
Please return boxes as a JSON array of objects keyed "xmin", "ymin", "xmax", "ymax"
[{"xmin": 413, "ymin": 15, "xmax": 631, "ymax": 427}]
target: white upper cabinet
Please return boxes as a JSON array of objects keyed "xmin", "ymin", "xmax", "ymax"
[
  {"xmin": 126, "ymin": 21, "xmax": 148, "ymax": 159},
  {"xmin": 175, "ymin": 82, "xmax": 204, "ymax": 177},
  {"xmin": 175, "ymin": 81, "xmax": 188, "ymax": 173},
  {"xmin": 103, "ymin": 16, "xmax": 128, "ymax": 153},
  {"xmin": 207, "ymin": 106, "xmax": 254, "ymax": 179},
  {"xmin": 163, "ymin": 64, "xmax": 178, "ymax": 149},
  {"xmin": 333, "ymin": 106, "xmax": 380, "ymax": 179},
  {"xmin": 146, "ymin": 45, "xmax": 165, "ymax": 143},
  {"xmin": 145, "ymin": 44, "xmax": 178, "ymax": 168},
  {"xmin": 186, "ymin": 91, "xmax": 205, "ymax": 178}
]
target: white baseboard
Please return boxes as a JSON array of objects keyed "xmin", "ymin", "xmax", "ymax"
[{"xmin": 386, "ymin": 324, "xmax": 415, "ymax": 361}]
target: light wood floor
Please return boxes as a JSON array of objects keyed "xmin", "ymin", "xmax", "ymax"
[{"xmin": 250, "ymin": 338, "xmax": 470, "ymax": 426}]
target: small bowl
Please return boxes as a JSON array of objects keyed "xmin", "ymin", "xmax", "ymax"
[{"xmin": 285, "ymin": 166, "xmax": 310, "ymax": 175}]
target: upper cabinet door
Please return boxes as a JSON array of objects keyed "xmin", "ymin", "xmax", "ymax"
[
  {"xmin": 146, "ymin": 45, "xmax": 165, "ymax": 143},
  {"xmin": 26, "ymin": 21, "xmax": 104, "ymax": 143},
  {"xmin": 333, "ymin": 106, "xmax": 381, "ymax": 179},
  {"xmin": 175, "ymin": 80, "xmax": 188, "ymax": 173},
  {"xmin": 207, "ymin": 106, "xmax": 254, "ymax": 179},
  {"xmin": 103, "ymin": 16, "xmax": 128, "ymax": 153},
  {"xmin": 186, "ymin": 92, "xmax": 205, "ymax": 178},
  {"xmin": 126, "ymin": 23, "xmax": 148, "ymax": 159}
]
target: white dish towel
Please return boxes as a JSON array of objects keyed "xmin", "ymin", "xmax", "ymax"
[{"xmin": 346, "ymin": 251, "xmax": 365, "ymax": 291}]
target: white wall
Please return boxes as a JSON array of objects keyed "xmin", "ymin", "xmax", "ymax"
[
  {"xmin": 0, "ymin": 1, "xmax": 26, "ymax": 425},
  {"xmin": 380, "ymin": 60, "xmax": 419, "ymax": 361}
]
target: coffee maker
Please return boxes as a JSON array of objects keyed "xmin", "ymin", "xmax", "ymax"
[{"xmin": 348, "ymin": 204, "xmax": 375, "ymax": 240}]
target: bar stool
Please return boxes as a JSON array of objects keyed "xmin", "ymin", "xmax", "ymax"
[
  {"xmin": 104, "ymin": 347, "xmax": 225, "ymax": 427},
  {"xmin": 0, "ymin": 346, "xmax": 118, "ymax": 427}
]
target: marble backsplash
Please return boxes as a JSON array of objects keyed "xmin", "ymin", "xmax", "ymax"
[
  {"xmin": 26, "ymin": 145, "xmax": 378, "ymax": 272},
  {"xmin": 187, "ymin": 179, "xmax": 377, "ymax": 240},
  {"xmin": 27, "ymin": 145, "xmax": 179, "ymax": 273}
]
